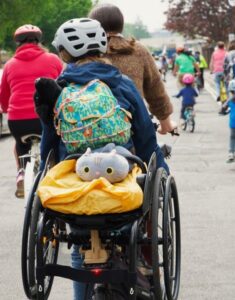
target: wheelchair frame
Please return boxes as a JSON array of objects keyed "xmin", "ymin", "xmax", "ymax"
[{"xmin": 21, "ymin": 150, "xmax": 181, "ymax": 300}]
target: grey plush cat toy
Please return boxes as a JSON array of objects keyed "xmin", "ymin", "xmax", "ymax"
[{"xmin": 75, "ymin": 147, "xmax": 130, "ymax": 183}]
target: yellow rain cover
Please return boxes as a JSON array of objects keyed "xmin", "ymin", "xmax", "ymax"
[{"xmin": 38, "ymin": 160, "xmax": 143, "ymax": 215}]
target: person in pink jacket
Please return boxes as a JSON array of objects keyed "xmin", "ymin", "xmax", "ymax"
[
  {"xmin": 209, "ymin": 41, "xmax": 227, "ymax": 102},
  {"xmin": 0, "ymin": 24, "xmax": 63, "ymax": 198}
]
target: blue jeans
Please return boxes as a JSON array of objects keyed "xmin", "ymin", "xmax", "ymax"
[
  {"xmin": 39, "ymin": 121, "xmax": 67, "ymax": 171},
  {"xmin": 229, "ymin": 128, "xmax": 235, "ymax": 153},
  {"xmin": 71, "ymin": 245, "xmax": 93, "ymax": 300},
  {"xmin": 214, "ymin": 72, "xmax": 225, "ymax": 98}
]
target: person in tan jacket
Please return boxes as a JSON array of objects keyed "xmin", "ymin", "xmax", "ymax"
[{"xmin": 88, "ymin": 3, "xmax": 176, "ymax": 135}]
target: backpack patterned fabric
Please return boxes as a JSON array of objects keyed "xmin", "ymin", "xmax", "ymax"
[{"xmin": 54, "ymin": 79, "xmax": 131, "ymax": 153}]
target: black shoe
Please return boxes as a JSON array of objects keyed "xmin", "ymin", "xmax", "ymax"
[{"xmin": 217, "ymin": 96, "xmax": 220, "ymax": 102}]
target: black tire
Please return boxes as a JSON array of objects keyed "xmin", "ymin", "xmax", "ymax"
[
  {"xmin": 27, "ymin": 150, "xmax": 57, "ymax": 298},
  {"xmin": 35, "ymin": 213, "xmax": 60, "ymax": 299},
  {"xmin": 189, "ymin": 118, "xmax": 195, "ymax": 133},
  {"xmin": 163, "ymin": 176, "xmax": 181, "ymax": 300},
  {"xmin": 182, "ymin": 121, "xmax": 187, "ymax": 131},
  {"xmin": 151, "ymin": 168, "xmax": 168, "ymax": 300},
  {"xmin": 21, "ymin": 171, "xmax": 42, "ymax": 299}
]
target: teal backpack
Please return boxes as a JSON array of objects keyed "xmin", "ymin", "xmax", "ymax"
[{"xmin": 54, "ymin": 79, "xmax": 131, "ymax": 153}]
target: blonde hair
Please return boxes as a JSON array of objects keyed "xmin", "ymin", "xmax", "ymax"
[{"xmin": 59, "ymin": 49, "xmax": 111, "ymax": 65}]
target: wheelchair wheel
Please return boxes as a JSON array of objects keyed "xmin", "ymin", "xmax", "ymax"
[
  {"xmin": 21, "ymin": 150, "xmax": 57, "ymax": 299},
  {"xmin": 163, "ymin": 176, "xmax": 181, "ymax": 300},
  {"xmin": 21, "ymin": 171, "xmax": 42, "ymax": 299},
  {"xmin": 151, "ymin": 168, "xmax": 168, "ymax": 300},
  {"xmin": 36, "ymin": 212, "xmax": 60, "ymax": 299}
]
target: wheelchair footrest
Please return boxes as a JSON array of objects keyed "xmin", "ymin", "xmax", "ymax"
[{"xmin": 37, "ymin": 264, "xmax": 137, "ymax": 285}]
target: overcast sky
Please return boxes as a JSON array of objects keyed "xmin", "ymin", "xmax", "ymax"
[{"xmin": 98, "ymin": 0, "xmax": 169, "ymax": 32}]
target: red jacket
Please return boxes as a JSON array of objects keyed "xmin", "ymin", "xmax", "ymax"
[{"xmin": 0, "ymin": 43, "xmax": 63, "ymax": 120}]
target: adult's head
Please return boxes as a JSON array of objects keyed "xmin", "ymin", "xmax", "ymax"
[
  {"xmin": 14, "ymin": 24, "xmax": 42, "ymax": 45},
  {"xmin": 217, "ymin": 41, "xmax": 225, "ymax": 49},
  {"xmin": 52, "ymin": 18, "xmax": 107, "ymax": 63},
  {"xmin": 176, "ymin": 46, "xmax": 185, "ymax": 54},
  {"xmin": 88, "ymin": 3, "xmax": 124, "ymax": 34}
]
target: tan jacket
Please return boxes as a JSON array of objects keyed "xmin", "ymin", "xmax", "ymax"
[{"xmin": 105, "ymin": 39, "xmax": 173, "ymax": 120}]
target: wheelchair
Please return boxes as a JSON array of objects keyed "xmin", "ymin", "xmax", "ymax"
[{"xmin": 21, "ymin": 146, "xmax": 181, "ymax": 300}]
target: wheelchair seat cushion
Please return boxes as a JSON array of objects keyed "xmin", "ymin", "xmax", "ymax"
[{"xmin": 37, "ymin": 159, "xmax": 143, "ymax": 215}]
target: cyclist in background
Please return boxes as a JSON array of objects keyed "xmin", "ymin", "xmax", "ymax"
[
  {"xmin": 175, "ymin": 74, "xmax": 198, "ymax": 125},
  {"xmin": 194, "ymin": 51, "xmax": 208, "ymax": 89},
  {"xmin": 173, "ymin": 46, "xmax": 200, "ymax": 89},
  {"xmin": 0, "ymin": 24, "xmax": 63, "ymax": 198}
]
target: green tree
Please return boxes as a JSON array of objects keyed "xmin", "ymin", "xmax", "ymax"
[{"xmin": 0, "ymin": 0, "xmax": 92, "ymax": 50}]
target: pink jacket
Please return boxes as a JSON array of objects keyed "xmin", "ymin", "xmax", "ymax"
[
  {"xmin": 210, "ymin": 48, "xmax": 227, "ymax": 73},
  {"xmin": 0, "ymin": 43, "xmax": 63, "ymax": 120}
]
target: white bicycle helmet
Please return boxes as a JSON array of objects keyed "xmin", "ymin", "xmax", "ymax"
[
  {"xmin": 228, "ymin": 79, "xmax": 235, "ymax": 92},
  {"xmin": 52, "ymin": 18, "xmax": 107, "ymax": 58}
]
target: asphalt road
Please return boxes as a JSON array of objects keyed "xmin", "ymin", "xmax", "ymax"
[{"xmin": 0, "ymin": 73, "xmax": 235, "ymax": 299}]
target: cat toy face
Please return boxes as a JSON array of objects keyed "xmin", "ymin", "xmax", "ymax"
[{"xmin": 75, "ymin": 149, "xmax": 129, "ymax": 183}]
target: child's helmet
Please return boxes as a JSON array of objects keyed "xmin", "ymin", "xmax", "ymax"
[
  {"xmin": 52, "ymin": 18, "xmax": 107, "ymax": 58},
  {"xmin": 228, "ymin": 79, "xmax": 235, "ymax": 92},
  {"xmin": 14, "ymin": 24, "xmax": 42, "ymax": 42},
  {"xmin": 182, "ymin": 73, "xmax": 195, "ymax": 84}
]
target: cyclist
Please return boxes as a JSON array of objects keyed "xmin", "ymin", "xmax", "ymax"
[
  {"xmin": 173, "ymin": 46, "xmax": 200, "ymax": 88},
  {"xmin": 34, "ymin": 17, "xmax": 171, "ymax": 299},
  {"xmin": 88, "ymin": 3, "xmax": 176, "ymax": 135},
  {"xmin": 175, "ymin": 73, "xmax": 198, "ymax": 124},
  {"xmin": 0, "ymin": 24, "xmax": 63, "ymax": 198}
]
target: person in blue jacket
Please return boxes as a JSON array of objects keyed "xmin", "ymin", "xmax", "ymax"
[
  {"xmin": 223, "ymin": 79, "xmax": 235, "ymax": 163},
  {"xmin": 175, "ymin": 73, "xmax": 198, "ymax": 123},
  {"xmin": 34, "ymin": 18, "xmax": 170, "ymax": 299}
]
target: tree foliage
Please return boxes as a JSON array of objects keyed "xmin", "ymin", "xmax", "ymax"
[
  {"xmin": 164, "ymin": 0, "xmax": 235, "ymax": 42},
  {"xmin": 0, "ymin": 0, "xmax": 93, "ymax": 50}
]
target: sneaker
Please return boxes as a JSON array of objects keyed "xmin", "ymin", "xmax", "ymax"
[
  {"xmin": 226, "ymin": 153, "xmax": 234, "ymax": 163},
  {"xmin": 15, "ymin": 169, "xmax": 25, "ymax": 198}
]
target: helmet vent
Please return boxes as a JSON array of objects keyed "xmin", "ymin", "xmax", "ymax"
[
  {"xmin": 74, "ymin": 43, "xmax": 84, "ymax": 50},
  {"xmin": 68, "ymin": 35, "xmax": 79, "ymax": 41},
  {"xmin": 80, "ymin": 19, "xmax": 91, "ymax": 23},
  {"xmin": 87, "ymin": 43, "xmax": 99, "ymax": 49},
  {"xmin": 64, "ymin": 28, "xmax": 76, "ymax": 33},
  {"xmin": 87, "ymin": 33, "xmax": 96, "ymax": 38},
  {"xmin": 101, "ymin": 41, "xmax": 106, "ymax": 46}
]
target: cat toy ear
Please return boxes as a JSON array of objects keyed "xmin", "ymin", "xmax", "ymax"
[
  {"xmin": 110, "ymin": 149, "xmax": 117, "ymax": 156},
  {"xmin": 84, "ymin": 148, "xmax": 92, "ymax": 155}
]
